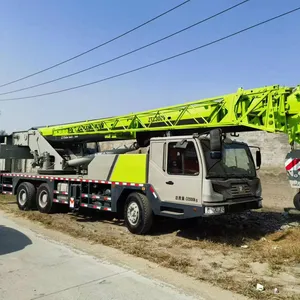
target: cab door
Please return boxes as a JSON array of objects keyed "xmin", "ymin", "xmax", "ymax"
[{"xmin": 148, "ymin": 138, "xmax": 202, "ymax": 206}]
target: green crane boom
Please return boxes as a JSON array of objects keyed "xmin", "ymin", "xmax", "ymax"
[{"xmin": 39, "ymin": 84, "xmax": 300, "ymax": 145}]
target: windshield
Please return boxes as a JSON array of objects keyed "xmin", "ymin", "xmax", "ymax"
[{"xmin": 200, "ymin": 139, "xmax": 256, "ymax": 178}]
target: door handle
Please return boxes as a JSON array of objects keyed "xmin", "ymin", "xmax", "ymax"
[{"xmin": 166, "ymin": 181, "xmax": 174, "ymax": 185}]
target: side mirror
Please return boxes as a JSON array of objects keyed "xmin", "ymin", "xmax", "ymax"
[
  {"xmin": 256, "ymin": 150, "xmax": 261, "ymax": 169},
  {"xmin": 209, "ymin": 128, "xmax": 222, "ymax": 160},
  {"xmin": 210, "ymin": 129, "xmax": 222, "ymax": 151}
]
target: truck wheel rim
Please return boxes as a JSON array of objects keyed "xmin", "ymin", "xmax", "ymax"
[
  {"xmin": 18, "ymin": 189, "xmax": 27, "ymax": 205},
  {"xmin": 39, "ymin": 191, "xmax": 48, "ymax": 208},
  {"xmin": 127, "ymin": 202, "xmax": 140, "ymax": 226}
]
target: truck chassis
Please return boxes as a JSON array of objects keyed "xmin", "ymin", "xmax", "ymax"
[{"xmin": 0, "ymin": 172, "xmax": 262, "ymax": 234}]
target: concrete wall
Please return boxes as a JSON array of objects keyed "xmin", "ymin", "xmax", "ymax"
[
  {"xmin": 99, "ymin": 140, "xmax": 136, "ymax": 152},
  {"xmin": 231, "ymin": 131, "xmax": 290, "ymax": 171},
  {"xmin": 229, "ymin": 132, "xmax": 295, "ymax": 209}
]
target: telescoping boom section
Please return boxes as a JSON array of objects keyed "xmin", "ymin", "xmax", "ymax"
[
  {"xmin": 0, "ymin": 84, "xmax": 300, "ymax": 234},
  {"xmin": 38, "ymin": 84, "xmax": 300, "ymax": 145}
]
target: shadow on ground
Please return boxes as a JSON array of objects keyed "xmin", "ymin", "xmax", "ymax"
[
  {"xmin": 173, "ymin": 209, "xmax": 300, "ymax": 247},
  {"xmin": 69, "ymin": 206, "xmax": 300, "ymax": 246},
  {"xmin": 0, "ymin": 225, "xmax": 32, "ymax": 255},
  {"xmin": 72, "ymin": 209, "xmax": 124, "ymax": 226}
]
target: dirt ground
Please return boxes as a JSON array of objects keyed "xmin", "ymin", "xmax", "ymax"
[{"xmin": 0, "ymin": 193, "xmax": 300, "ymax": 300}]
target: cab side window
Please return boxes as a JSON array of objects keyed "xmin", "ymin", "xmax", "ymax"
[{"xmin": 167, "ymin": 141, "xmax": 199, "ymax": 175}]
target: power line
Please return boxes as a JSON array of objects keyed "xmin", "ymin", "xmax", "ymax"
[
  {"xmin": 0, "ymin": 0, "xmax": 191, "ymax": 89},
  {"xmin": 1, "ymin": 6, "xmax": 299, "ymax": 102},
  {"xmin": 0, "ymin": 0, "xmax": 250, "ymax": 96}
]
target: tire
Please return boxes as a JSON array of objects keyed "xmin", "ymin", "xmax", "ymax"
[
  {"xmin": 124, "ymin": 192, "xmax": 153, "ymax": 235},
  {"xmin": 16, "ymin": 182, "xmax": 36, "ymax": 211},
  {"xmin": 36, "ymin": 183, "xmax": 55, "ymax": 213},
  {"xmin": 293, "ymin": 192, "xmax": 300, "ymax": 211}
]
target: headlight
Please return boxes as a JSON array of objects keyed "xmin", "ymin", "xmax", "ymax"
[{"xmin": 205, "ymin": 206, "xmax": 225, "ymax": 215}]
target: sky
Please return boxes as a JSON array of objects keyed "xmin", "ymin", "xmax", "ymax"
[{"xmin": 0, "ymin": 0, "xmax": 299, "ymax": 133}]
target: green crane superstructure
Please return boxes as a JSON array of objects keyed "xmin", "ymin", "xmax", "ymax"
[{"xmin": 39, "ymin": 84, "xmax": 300, "ymax": 145}]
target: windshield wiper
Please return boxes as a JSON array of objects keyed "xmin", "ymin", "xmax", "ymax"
[
  {"xmin": 206, "ymin": 173, "xmax": 255, "ymax": 179},
  {"xmin": 206, "ymin": 174, "xmax": 228, "ymax": 179},
  {"xmin": 225, "ymin": 173, "xmax": 255, "ymax": 178}
]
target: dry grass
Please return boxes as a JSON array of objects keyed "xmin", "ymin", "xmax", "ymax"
[
  {"xmin": 245, "ymin": 228, "xmax": 300, "ymax": 272},
  {"xmin": 1, "ymin": 196, "xmax": 300, "ymax": 300},
  {"xmin": 214, "ymin": 276, "xmax": 300, "ymax": 300}
]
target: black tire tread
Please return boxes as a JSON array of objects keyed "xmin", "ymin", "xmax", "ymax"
[
  {"xmin": 136, "ymin": 192, "xmax": 153, "ymax": 234},
  {"xmin": 16, "ymin": 182, "xmax": 36, "ymax": 211},
  {"xmin": 293, "ymin": 192, "xmax": 300, "ymax": 211}
]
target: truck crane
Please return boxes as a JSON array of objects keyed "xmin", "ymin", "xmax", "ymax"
[{"xmin": 0, "ymin": 84, "xmax": 299, "ymax": 234}]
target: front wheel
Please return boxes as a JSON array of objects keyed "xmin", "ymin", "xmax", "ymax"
[
  {"xmin": 293, "ymin": 192, "xmax": 300, "ymax": 211},
  {"xmin": 124, "ymin": 192, "xmax": 153, "ymax": 235}
]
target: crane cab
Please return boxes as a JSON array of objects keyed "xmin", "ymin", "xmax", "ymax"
[{"xmin": 148, "ymin": 130, "xmax": 262, "ymax": 217}]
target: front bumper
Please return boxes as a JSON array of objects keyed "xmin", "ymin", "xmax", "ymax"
[
  {"xmin": 203, "ymin": 197, "xmax": 262, "ymax": 216},
  {"xmin": 156, "ymin": 197, "xmax": 262, "ymax": 219}
]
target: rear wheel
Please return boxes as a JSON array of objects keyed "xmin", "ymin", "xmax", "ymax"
[
  {"xmin": 124, "ymin": 192, "xmax": 153, "ymax": 235},
  {"xmin": 16, "ymin": 182, "xmax": 36, "ymax": 211},
  {"xmin": 293, "ymin": 192, "xmax": 300, "ymax": 210},
  {"xmin": 36, "ymin": 183, "xmax": 55, "ymax": 213}
]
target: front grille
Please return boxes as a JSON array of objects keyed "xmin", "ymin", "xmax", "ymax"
[{"xmin": 231, "ymin": 184, "xmax": 252, "ymax": 197}]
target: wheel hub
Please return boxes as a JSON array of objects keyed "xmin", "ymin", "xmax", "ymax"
[
  {"xmin": 18, "ymin": 189, "xmax": 27, "ymax": 205},
  {"xmin": 127, "ymin": 202, "xmax": 140, "ymax": 226},
  {"xmin": 39, "ymin": 191, "xmax": 48, "ymax": 208}
]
